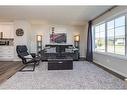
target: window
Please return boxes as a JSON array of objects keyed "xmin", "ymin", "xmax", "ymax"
[
  {"xmin": 107, "ymin": 16, "xmax": 125, "ymax": 55},
  {"xmin": 94, "ymin": 23, "xmax": 105, "ymax": 52},
  {"xmin": 94, "ymin": 15, "xmax": 126, "ymax": 56},
  {"xmin": 107, "ymin": 20, "xmax": 115, "ymax": 53}
]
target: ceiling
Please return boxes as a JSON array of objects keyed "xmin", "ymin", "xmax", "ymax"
[{"xmin": 0, "ymin": 6, "xmax": 112, "ymax": 25}]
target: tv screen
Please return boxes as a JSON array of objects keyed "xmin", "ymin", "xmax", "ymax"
[{"xmin": 50, "ymin": 33, "xmax": 67, "ymax": 43}]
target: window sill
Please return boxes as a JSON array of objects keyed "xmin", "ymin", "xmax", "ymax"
[{"xmin": 93, "ymin": 51, "xmax": 127, "ymax": 61}]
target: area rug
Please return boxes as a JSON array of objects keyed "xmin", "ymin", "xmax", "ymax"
[{"xmin": 0, "ymin": 61, "xmax": 126, "ymax": 89}]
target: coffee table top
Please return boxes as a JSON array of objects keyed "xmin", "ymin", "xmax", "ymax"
[
  {"xmin": 48, "ymin": 56, "xmax": 73, "ymax": 61},
  {"xmin": 48, "ymin": 58, "xmax": 73, "ymax": 61}
]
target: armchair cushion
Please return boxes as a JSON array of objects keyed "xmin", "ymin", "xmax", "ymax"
[
  {"xmin": 16, "ymin": 45, "xmax": 29, "ymax": 58},
  {"xmin": 16, "ymin": 45, "xmax": 41, "ymax": 63},
  {"xmin": 24, "ymin": 54, "xmax": 33, "ymax": 59},
  {"xmin": 16, "ymin": 45, "xmax": 41, "ymax": 71}
]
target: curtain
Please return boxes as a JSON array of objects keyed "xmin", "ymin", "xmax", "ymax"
[{"xmin": 86, "ymin": 21, "xmax": 93, "ymax": 62}]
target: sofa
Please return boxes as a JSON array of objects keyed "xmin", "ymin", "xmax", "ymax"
[{"xmin": 39, "ymin": 44, "xmax": 79, "ymax": 61}]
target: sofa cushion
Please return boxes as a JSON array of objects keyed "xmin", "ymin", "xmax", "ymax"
[
  {"xmin": 65, "ymin": 48, "xmax": 73, "ymax": 53},
  {"xmin": 46, "ymin": 47, "xmax": 56, "ymax": 53}
]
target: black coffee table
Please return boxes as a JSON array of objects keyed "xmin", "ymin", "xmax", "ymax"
[{"xmin": 48, "ymin": 57, "xmax": 73, "ymax": 70}]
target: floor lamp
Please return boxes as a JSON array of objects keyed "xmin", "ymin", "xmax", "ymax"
[
  {"xmin": 37, "ymin": 35, "xmax": 42, "ymax": 54},
  {"xmin": 74, "ymin": 35, "xmax": 80, "ymax": 49}
]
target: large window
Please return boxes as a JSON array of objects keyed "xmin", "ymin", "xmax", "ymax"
[
  {"xmin": 95, "ymin": 23, "xmax": 105, "ymax": 52},
  {"xmin": 94, "ymin": 15, "xmax": 126, "ymax": 56}
]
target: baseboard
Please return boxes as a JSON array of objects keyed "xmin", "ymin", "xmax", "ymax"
[
  {"xmin": 0, "ymin": 58, "xmax": 14, "ymax": 61},
  {"xmin": 92, "ymin": 61, "xmax": 126, "ymax": 81},
  {"xmin": 79, "ymin": 57, "xmax": 86, "ymax": 61},
  {"xmin": 13, "ymin": 58, "xmax": 22, "ymax": 61}
]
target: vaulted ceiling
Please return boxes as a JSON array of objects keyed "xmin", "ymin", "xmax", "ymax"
[{"xmin": 0, "ymin": 6, "xmax": 112, "ymax": 25}]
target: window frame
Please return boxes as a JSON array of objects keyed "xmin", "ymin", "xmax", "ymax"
[
  {"xmin": 107, "ymin": 16, "xmax": 126, "ymax": 55},
  {"xmin": 93, "ymin": 14, "xmax": 127, "ymax": 57},
  {"xmin": 94, "ymin": 22, "xmax": 106, "ymax": 52}
]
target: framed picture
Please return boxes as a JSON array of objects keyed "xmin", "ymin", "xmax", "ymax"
[{"xmin": 50, "ymin": 33, "xmax": 67, "ymax": 43}]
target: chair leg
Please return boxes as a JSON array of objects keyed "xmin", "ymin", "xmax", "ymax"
[
  {"xmin": 33, "ymin": 62, "xmax": 36, "ymax": 71},
  {"xmin": 36, "ymin": 61, "xmax": 40, "ymax": 65}
]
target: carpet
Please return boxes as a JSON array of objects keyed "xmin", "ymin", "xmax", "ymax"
[{"xmin": 0, "ymin": 61, "xmax": 126, "ymax": 89}]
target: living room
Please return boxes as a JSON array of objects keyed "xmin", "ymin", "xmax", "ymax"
[
  {"xmin": 0, "ymin": 5, "xmax": 127, "ymax": 91},
  {"xmin": 0, "ymin": 7, "xmax": 87, "ymax": 61}
]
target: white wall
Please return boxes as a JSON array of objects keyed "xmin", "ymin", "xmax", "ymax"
[
  {"xmin": 80, "ymin": 24, "xmax": 88, "ymax": 58},
  {"xmin": 30, "ymin": 23, "xmax": 86, "ymax": 57},
  {"xmin": 92, "ymin": 6, "xmax": 127, "ymax": 78},
  {"xmin": 13, "ymin": 20, "xmax": 31, "ymax": 61},
  {"xmin": 0, "ymin": 19, "xmax": 87, "ymax": 60},
  {"xmin": 94, "ymin": 52, "xmax": 127, "ymax": 77}
]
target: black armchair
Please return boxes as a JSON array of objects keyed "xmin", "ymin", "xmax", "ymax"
[{"xmin": 16, "ymin": 45, "xmax": 41, "ymax": 71}]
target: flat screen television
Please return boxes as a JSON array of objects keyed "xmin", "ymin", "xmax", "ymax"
[{"xmin": 50, "ymin": 33, "xmax": 67, "ymax": 43}]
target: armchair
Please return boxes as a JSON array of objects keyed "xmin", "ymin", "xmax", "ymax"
[{"xmin": 16, "ymin": 45, "xmax": 41, "ymax": 71}]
